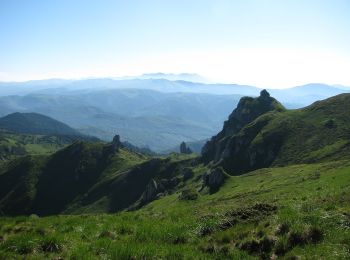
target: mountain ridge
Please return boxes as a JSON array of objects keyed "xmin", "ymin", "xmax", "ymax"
[
  {"xmin": 202, "ymin": 90, "xmax": 285, "ymax": 163},
  {"xmin": 202, "ymin": 91, "xmax": 350, "ymax": 175}
]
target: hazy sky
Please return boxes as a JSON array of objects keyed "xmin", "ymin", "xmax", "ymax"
[{"xmin": 1, "ymin": 0, "xmax": 350, "ymax": 88}]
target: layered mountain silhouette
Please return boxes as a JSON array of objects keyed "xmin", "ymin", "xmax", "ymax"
[
  {"xmin": 0, "ymin": 78, "xmax": 349, "ymax": 151},
  {"xmin": 1, "ymin": 92, "xmax": 350, "ymax": 215}
]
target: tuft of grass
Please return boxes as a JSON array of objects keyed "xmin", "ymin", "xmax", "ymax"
[{"xmin": 39, "ymin": 236, "xmax": 63, "ymax": 253}]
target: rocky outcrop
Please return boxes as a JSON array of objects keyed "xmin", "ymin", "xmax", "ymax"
[
  {"xmin": 180, "ymin": 142, "xmax": 192, "ymax": 154},
  {"xmin": 201, "ymin": 90, "xmax": 285, "ymax": 172},
  {"xmin": 217, "ymin": 113, "xmax": 286, "ymax": 174},
  {"xmin": 140, "ymin": 176, "xmax": 180, "ymax": 204},
  {"xmin": 159, "ymin": 177, "xmax": 180, "ymax": 190},
  {"xmin": 111, "ymin": 135, "xmax": 122, "ymax": 152},
  {"xmin": 202, "ymin": 167, "xmax": 228, "ymax": 193},
  {"xmin": 140, "ymin": 179, "xmax": 162, "ymax": 204}
]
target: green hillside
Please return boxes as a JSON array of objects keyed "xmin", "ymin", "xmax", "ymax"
[
  {"xmin": 0, "ymin": 92, "xmax": 350, "ymax": 259},
  {"xmin": 0, "ymin": 112, "xmax": 81, "ymax": 136},
  {"xmin": 0, "ymin": 160, "xmax": 349, "ymax": 259},
  {"xmin": 0, "ymin": 113, "xmax": 100, "ymax": 161},
  {"xmin": 0, "ymin": 130, "xmax": 91, "ymax": 161},
  {"xmin": 0, "ymin": 137, "xmax": 198, "ymax": 216},
  {"xmin": 202, "ymin": 91, "xmax": 350, "ymax": 175},
  {"xmin": 0, "ymin": 141, "xmax": 150, "ymax": 215}
]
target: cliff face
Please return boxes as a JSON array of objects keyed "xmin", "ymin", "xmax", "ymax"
[{"xmin": 201, "ymin": 90, "xmax": 285, "ymax": 166}]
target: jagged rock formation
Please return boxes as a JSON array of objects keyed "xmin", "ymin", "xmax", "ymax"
[
  {"xmin": 140, "ymin": 176, "xmax": 181, "ymax": 204},
  {"xmin": 141, "ymin": 179, "xmax": 162, "ymax": 203},
  {"xmin": 202, "ymin": 167, "xmax": 228, "ymax": 193},
  {"xmin": 202, "ymin": 90, "xmax": 285, "ymax": 164},
  {"xmin": 180, "ymin": 141, "xmax": 192, "ymax": 154},
  {"xmin": 111, "ymin": 135, "xmax": 123, "ymax": 152}
]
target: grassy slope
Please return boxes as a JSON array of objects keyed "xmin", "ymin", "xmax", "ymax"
[
  {"xmin": 0, "ymin": 131, "xmax": 95, "ymax": 161},
  {"xmin": 214, "ymin": 93, "xmax": 350, "ymax": 174},
  {"xmin": 1, "ymin": 160, "xmax": 349, "ymax": 259},
  {"xmin": 0, "ymin": 112, "xmax": 80, "ymax": 136},
  {"xmin": 0, "ymin": 139, "xmax": 201, "ymax": 216},
  {"xmin": 269, "ymin": 94, "xmax": 350, "ymax": 165},
  {"xmin": 0, "ymin": 142, "xmax": 149, "ymax": 216}
]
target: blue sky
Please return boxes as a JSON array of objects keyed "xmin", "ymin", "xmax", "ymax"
[{"xmin": 1, "ymin": 0, "xmax": 350, "ymax": 88}]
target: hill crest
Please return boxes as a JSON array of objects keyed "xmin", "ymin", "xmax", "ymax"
[
  {"xmin": 0, "ymin": 112, "xmax": 81, "ymax": 136},
  {"xmin": 202, "ymin": 93, "xmax": 350, "ymax": 174}
]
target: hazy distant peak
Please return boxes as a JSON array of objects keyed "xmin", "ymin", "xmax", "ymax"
[{"xmin": 138, "ymin": 73, "xmax": 210, "ymax": 83}]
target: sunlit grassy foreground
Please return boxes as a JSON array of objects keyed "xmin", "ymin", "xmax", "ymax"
[{"xmin": 1, "ymin": 159, "xmax": 349, "ymax": 259}]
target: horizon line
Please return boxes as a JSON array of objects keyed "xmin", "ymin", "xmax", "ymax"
[{"xmin": 0, "ymin": 74, "xmax": 347, "ymax": 90}]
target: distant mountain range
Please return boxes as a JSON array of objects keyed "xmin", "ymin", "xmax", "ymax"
[
  {"xmin": 0, "ymin": 77, "xmax": 349, "ymax": 151},
  {"xmin": 0, "ymin": 77, "xmax": 348, "ymax": 103},
  {"xmin": 133, "ymin": 73, "xmax": 210, "ymax": 83},
  {"xmin": 0, "ymin": 90, "xmax": 242, "ymax": 151}
]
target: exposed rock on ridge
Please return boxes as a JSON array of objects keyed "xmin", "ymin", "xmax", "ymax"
[{"xmin": 201, "ymin": 90, "xmax": 285, "ymax": 165}]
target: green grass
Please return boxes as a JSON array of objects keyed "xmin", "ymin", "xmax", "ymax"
[
  {"xmin": 0, "ymin": 132, "xmax": 74, "ymax": 160},
  {"xmin": 1, "ymin": 160, "xmax": 349, "ymax": 259}
]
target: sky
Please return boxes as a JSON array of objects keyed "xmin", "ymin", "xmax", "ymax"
[{"xmin": 0, "ymin": 0, "xmax": 350, "ymax": 88}]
